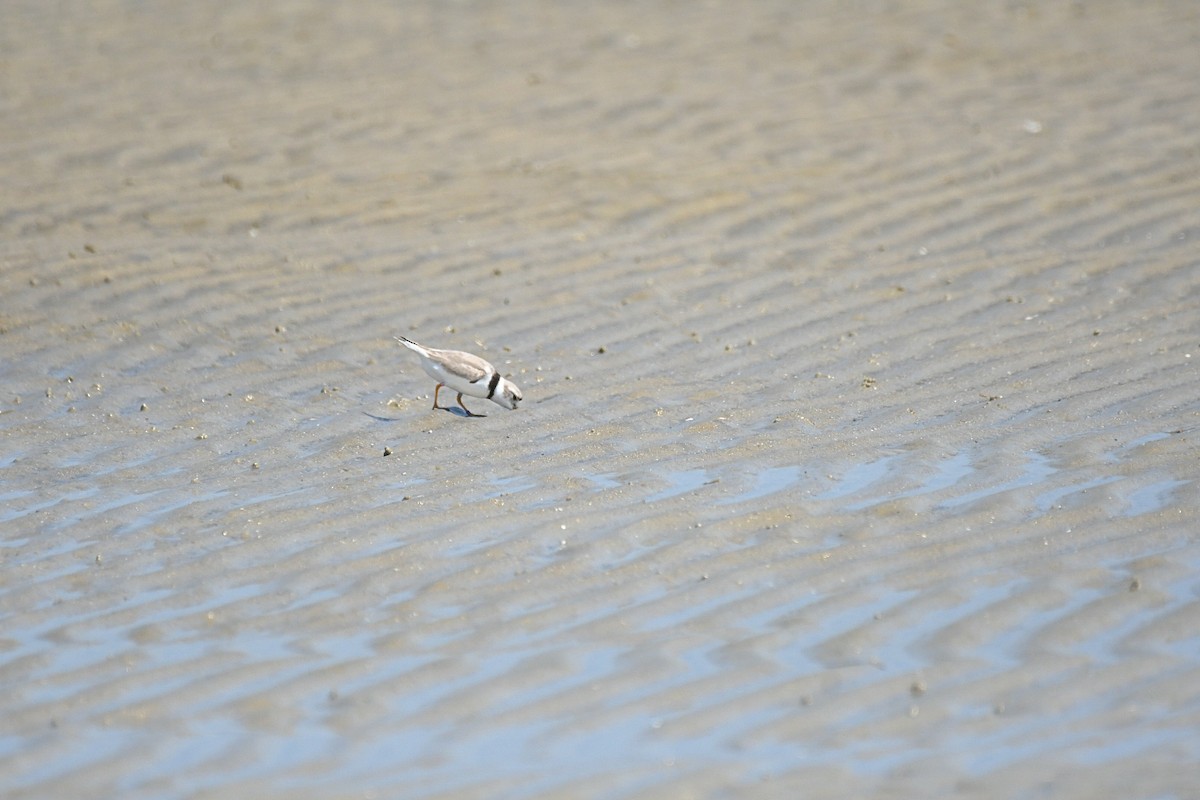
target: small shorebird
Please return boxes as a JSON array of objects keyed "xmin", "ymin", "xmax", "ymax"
[{"xmin": 396, "ymin": 336, "xmax": 523, "ymax": 417}]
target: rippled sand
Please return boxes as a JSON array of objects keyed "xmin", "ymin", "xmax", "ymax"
[{"xmin": 3, "ymin": 2, "xmax": 1199, "ymax": 798}]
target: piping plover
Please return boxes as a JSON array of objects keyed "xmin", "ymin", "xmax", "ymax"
[{"xmin": 396, "ymin": 336, "xmax": 523, "ymax": 417}]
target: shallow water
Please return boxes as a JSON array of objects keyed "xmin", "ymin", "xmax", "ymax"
[{"xmin": 3, "ymin": 1, "xmax": 1200, "ymax": 798}]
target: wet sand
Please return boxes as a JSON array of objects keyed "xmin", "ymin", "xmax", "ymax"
[{"xmin": 2, "ymin": 2, "xmax": 1199, "ymax": 798}]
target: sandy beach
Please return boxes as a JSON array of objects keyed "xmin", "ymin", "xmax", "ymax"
[{"xmin": 2, "ymin": 2, "xmax": 1198, "ymax": 797}]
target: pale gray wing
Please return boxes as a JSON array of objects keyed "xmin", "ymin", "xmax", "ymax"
[{"xmin": 432, "ymin": 348, "xmax": 491, "ymax": 384}]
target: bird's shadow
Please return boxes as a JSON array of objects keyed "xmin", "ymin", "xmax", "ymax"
[{"xmin": 363, "ymin": 408, "xmax": 480, "ymax": 422}]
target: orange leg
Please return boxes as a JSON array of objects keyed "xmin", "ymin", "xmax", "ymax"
[
  {"xmin": 432, "ymin": 384, "xmax": 485, "ymax": 416},
  {"xmin": 456, "ymin": 393, "xmax": 486, "ymax": 417}
]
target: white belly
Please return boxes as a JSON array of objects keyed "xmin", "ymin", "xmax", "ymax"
[{"xmin": 421, "ymin": 358, "xmax": 490, "ymax": 398}]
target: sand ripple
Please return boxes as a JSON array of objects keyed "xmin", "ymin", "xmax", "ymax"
[{"xmin": 2, "ymin": 2, "xmax": 1198, "ymax": 797}]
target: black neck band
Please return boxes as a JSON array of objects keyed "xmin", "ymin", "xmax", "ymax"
[{"xmin": 487, "ymin": 372, "xmax": 501, "ymax": 399}]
